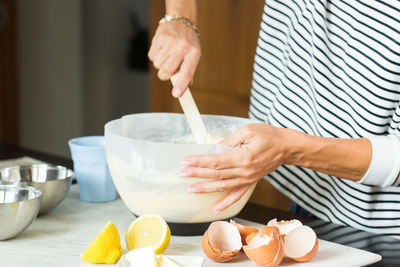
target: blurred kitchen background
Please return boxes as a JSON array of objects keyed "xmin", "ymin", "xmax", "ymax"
[{"xmin": 0, "ymin": 0, "xmax": 291, "ymax": 210}]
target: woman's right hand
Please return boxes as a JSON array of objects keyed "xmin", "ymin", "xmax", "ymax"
[{"xmin": 148, "ymin": 20, "xmax": 201, "ymax": 98}]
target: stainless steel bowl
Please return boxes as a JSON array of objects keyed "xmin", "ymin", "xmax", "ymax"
[
  {"xmin": 0, "ymin": 184, "xmax": 42, "ymax": 240},
  {"xmin": 0, "ymin": 164, "xmax": 73, "ymax": 215}
]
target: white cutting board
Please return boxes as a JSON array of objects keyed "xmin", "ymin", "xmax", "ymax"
[{"xmin": 165, "ymin": 219, "xmax": 382, "ymax": 267}]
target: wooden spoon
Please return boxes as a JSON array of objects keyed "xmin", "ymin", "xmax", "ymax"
[{"xmin": 170, "ymin": 74, "xmax": 208, "ymax": 144}]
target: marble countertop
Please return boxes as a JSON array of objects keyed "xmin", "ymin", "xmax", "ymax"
[
  {"xmin": 1, "ymin": 184, "xmax": 382, "ymax": 267},
  {"xmin": 1, "ymin": 185, "xmax": 134, "ymax": 267},
  {"xmin": 0, "ymin": 149, "xmax": 396, "ymax": 266}
]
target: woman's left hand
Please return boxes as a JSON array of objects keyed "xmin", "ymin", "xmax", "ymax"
[{"xmin": 180, "ymin": 123, "xmax": 296, "ymax": 214}]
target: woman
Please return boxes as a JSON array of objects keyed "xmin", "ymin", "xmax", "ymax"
[{"xmin": 148, "ymin": 0, "xmax": 400, "ymax": 237}]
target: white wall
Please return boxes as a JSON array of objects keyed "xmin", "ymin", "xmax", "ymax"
[
  {"xmin": 83, "ymin": 0, "xmax": 149, "ymax": 136},
  {"xmin": 18, "ymin": 0, "xmax": 149, "ymax": 157},
  {"xmin": 18, "ymin": 0, "xmax": 84, "ymax": 157}
]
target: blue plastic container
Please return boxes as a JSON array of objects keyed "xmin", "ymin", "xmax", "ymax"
[{"xmin": 68, "ymin": 136, "xmax": 117, "ymax": 202}]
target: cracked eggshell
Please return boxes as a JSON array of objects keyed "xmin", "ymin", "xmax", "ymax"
[
  {"xmin": 202, "ymin": 221, "xmax": 242, "ymax": 263},
  {"xmin": 245, "ymin": 226, "xmax": 280, "ymax": 245},
  {"xmin": 259, "ymin": 226, "xmax": 281, "ymax": 237},
  {"xmin": 245, "ymin": 231, "xmax": 258, "ymax": 245},
  {"xmin": 267, "ymin": 218, "xmax": 303, "ymax": 238},
  {"xmin": 230, "ymin": 220, "xmax": 259, "ymax": 245},
  {"xmin": 243, "ymin": 226, "xmax": 284, "ymax": 267},
  {"xmin": 284, "ymin": 225, "xmax": 318, "ymax": 262}
]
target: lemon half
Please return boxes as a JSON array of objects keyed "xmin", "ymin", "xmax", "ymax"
[
  {"xmin": 80, "ymin": 221, "xmax": 123, "ymax": 264},
  {"xmin": 125, "ymin": 214, "xmax": 171, "ymax": 254}
]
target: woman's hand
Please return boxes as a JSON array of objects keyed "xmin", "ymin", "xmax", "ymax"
[
  {"xmin": 180, "ymin": 122, "xmax": 373, "ymax": 214},
  {"xmin": 148, "ymin": 21, "xmax": 200, "ymax": 98},
  {"xmin": 180, "ymin": 124, "xmax": 295, "ymax": 214}
]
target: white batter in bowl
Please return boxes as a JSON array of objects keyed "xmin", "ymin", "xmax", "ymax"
[{"xmin": 105, "ymin": 113, "xmax": 258, "ymax": 224}]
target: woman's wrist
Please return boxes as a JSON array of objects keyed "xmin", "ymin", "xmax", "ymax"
[
  {"xmin": 282, "ymin": 128, "xmax": 309, "ymax": 165},
  {"xmin": 166, "ymin": 0, "xmax": 198, "ymax": 23},
  {"xmin": 159, "ymin": 15, "xmax": 199, "ymax": 35}
]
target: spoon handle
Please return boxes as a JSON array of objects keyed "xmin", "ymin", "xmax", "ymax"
[{"xmin": 171, "ymin": 74, "xmax": 208, "ymax": 144}]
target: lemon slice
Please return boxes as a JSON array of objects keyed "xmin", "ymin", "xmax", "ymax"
[
  {"xmin": 125, "ymin": 214, "xmax": 171, "ymax": 254},
  {"xmin": 80, "ymin": 221, "xmax": 123, "ymax": 264}
]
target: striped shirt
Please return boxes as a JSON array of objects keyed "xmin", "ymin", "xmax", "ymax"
[{"xmin": 249, "ymin": 0, "xmax": 400, "ymax": 237}]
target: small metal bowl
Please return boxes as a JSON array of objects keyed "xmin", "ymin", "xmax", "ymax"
[
  {"xmin": 0, "ymin": 184, "xmax": 42, "ymax": 240},
  {"xmin": 0, "ymin": 164, "xmax": 73, "ymax": 215}
]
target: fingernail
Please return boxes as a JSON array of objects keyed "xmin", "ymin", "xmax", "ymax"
[
  {"xmin": 187, "ymin": 187, "xmax": 197, "ymax": 193},
  {"xmin": 213, "ymin": 208, "xmax": 221, "ymax": 215},
  {"xmin": 172, "ymin": 88, "xmax": 180, "ymax": 98},
  {"xmin": 181, "ymin": 160, "xmax": 191, "ymax": 167},
  {"xmin": 179, "ymin": 169, "xmax": 190, "ymax": 177}
]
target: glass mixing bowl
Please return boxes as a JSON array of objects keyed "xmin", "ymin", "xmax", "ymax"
[{"xmin": 104, "ymin": 113, "xmax": 257, "ymax": 227}]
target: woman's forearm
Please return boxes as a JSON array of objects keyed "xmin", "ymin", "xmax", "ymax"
[
  {"xmin": 181, "ymin": 124, "xmax": 375, "ymax": 211},
  {"xmin": 283, "ymin": 130, "xmax": 372, "ymax": 181},
  {"xmin": 166, "ymin": 0, "xmax": 198, "ymax": 23}
]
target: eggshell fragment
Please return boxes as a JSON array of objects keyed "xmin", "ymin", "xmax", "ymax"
[
  {"xmin": 243, "ymin": 226, "xmax": 284, "ymax": 267},
  {"xmin": 230, "ymin": 220, "xmax": 259, "ymax": 245},
  {"xmin": 245, "ymin": 226, "xmax": 280, "ymax": 245},
  {"xmin": 245, "ymin": 231, "xmax": 258, "ymax": 245},
  {"xmin": 284, "ymin": 225, "xmax": 318, "ymax": 262},
  {"xmin": 202, "ymin": 221, "xmax": 242, "ymax": 262},
  {"xmin": 259, "ymin": 226, "xmax": 281, "ymax": 237},
  {"xmin": 267, "ymin": 218, "xmax": 302, "ymax": 238}
]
